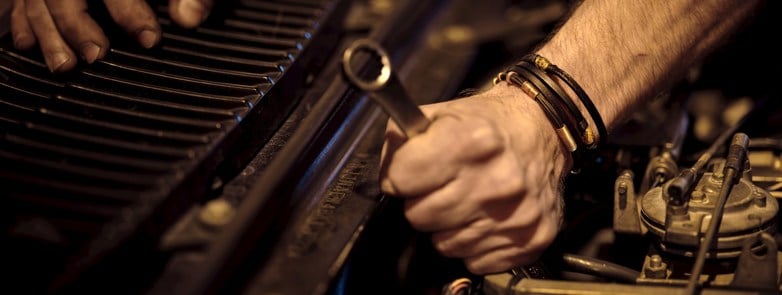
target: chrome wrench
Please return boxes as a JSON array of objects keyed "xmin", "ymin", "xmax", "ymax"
[{"xmin": 341, "ymin": 38, "xmax": 430, "ymax": 137}]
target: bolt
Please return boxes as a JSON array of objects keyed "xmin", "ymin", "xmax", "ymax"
[
  {"xmin": 650, "ymin": 255, "xmax": 662, "ymax": 268},
  {"xmin": 711, "ymin": 170, "xmax": 724, "ymax": 182},
  {"xmin": 618, "ymin": 182, "xmax": 628, "ymax": 195},
  {"xmin": 644, "ymin": 254, "xmax": 667, "ymax": 279},
  {"xmin": 199, "ymin": 199, "xmax": 235, "ymax": 228},
  {"xmin": 691, "ymin": 191, "xmax": 705, "ymax": 202}
]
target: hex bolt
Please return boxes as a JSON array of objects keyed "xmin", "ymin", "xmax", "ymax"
[
  {"xmin": 644, "ymin": 254, "xmax": 667, "ymax": 279},
  {"xmin": 650, "ymin": 255, "xmax": 662, "ymax": 268}
]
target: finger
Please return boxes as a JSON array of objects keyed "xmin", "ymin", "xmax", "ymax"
[
  {"xmin": 403, "ymin": 183, "xmax": 475, "ymax": 232},
  {"xmin": 380, "ymin": 104, "xmax": 454, "ymax": 195},
  {"xmin": 103, "ymin": 0, "xmax": 160, "ymax": 48},
  {"xmin": 379, "ymin": 120, "xmax": 407, "ymax": 195},
  {"xmin": 402, "ymin": 147, "xmax": 528, "ymax": 232},
  {"xmin": 25, "ymin": 0, "xmax": 77, "ymax": 72},
  {"xmin": 11, "ymin": 0, "xmax": 36, "ymax": 50},
  {"xmin": 432, "ymin": 215, "xmax": 539, "ymax": 258},
  {"xmin": 385, "ymin": 114, "xmax": 504, "ymax": 196},
  {"xmin": 463, "ymin": 246, "xmax": 541, "ymax": 275},
  {"xmin": 403, "ymin": 175, "xmax": 522, "ymax": 233},
  {"xmin": 431, "ymin": 219, "xmax": 498, "ymax": 258},
  {"xmin": 462, "ymin": 213, "xmax": 559, "ymax": 274},
  {"xmin": 45, "ymin": 0, "xmax": 107, "ymax": 64},
  {"xmin": 169, "ymin": 0, "xmax": 213, "ymax": 29}
]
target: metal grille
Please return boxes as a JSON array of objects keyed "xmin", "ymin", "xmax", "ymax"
[{"xmin": 0, "ymin": 0, "xmax": 337, "ymax": 289}]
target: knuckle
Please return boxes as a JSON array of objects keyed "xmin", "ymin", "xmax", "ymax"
[
  {"xmin": 404, "ymin": 209, "xmax": 434, "ymax": 231},
  {"xmin": 25, "ymin": 8, "xmax": 48, "ymax": 22},
  {"xmin": 460, "ymin": 119, "xmax": 504, "ymax": 159},
  {"xmin": 497, "ymin": 178, "xmax": 524, "ymax": 199},
  {"xmin": 514, "ymin": 204, "xmax": 542, "ymax": 227},
  {"xmin": 432, "ymin": 234, "xmax": 466, "ymax": 258},
  {"xmin": 433, "ymin": 239, "xmax": 457, "ymax": 257},
  {"xmin": 11, "ymin": 4, "xmax": 26, "ymax": 19},
  {"xmin": 108, "ymin": 2, "xmax": 156, "ymax": 29},
  {"xmin": 425, "ymin": 195, "xmax": 453, "ymax": 215},
  {"xmin": 465, "ymin": 259, "xmax": 493, "ymax": 275},
  {"xmin": 111, "ymin": 13, "xmax": 136, "ymax": 28}
]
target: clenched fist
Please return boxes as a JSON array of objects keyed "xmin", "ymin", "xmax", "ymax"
[{"xmin": 380, "ymin": 84, "xmax": 569, "ymax": 274}]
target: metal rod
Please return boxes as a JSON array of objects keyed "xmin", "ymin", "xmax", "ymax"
[
  {"xmin": 562, "ymin": 254, "xmax": 641, "ymax": 283},
  {"xmin": 684, "ymin": 133, "xmax": 749, "ymax": 295}
]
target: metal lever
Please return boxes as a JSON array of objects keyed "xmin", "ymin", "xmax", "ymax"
[{"xmin": 341, "ymin": 38, "xmax": 430, "ymax": 138}]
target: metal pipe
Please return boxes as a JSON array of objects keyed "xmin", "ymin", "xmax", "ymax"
[{"xmin": 561, "ymin": 254, "xmax": 641, "ymax": 283}]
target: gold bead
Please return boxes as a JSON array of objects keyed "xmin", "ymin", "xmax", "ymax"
[
  {"xmin": 534, "ymin": 55, "xmax": 551, "ymax": 70},
  {"xmin": 583, "ymin": 128, "xmax": 596, "ymax": 146}
]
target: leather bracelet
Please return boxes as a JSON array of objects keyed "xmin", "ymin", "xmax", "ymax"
[
  {"xmin": 495, "ymin": 72, "xmax": 583, "ymax": 173},
  {"xmin": 522, "ymin": 54, "xmax": 607, "ymax": 149},
  {"xmin": 514, "ymin": 62, "xmax": 589, "ymax": 150},
  {"xmin": 510, "ymin": 66, "xmax": 579, "ymax": 153}
]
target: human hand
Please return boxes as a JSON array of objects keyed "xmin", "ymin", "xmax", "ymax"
[
  {"xmin": 10, "ymin": 0, "xmax": 214, "ymax": 72},
  {"xmin": 380, "ymin": 84, "xmax": 569, "ymax": 274}
]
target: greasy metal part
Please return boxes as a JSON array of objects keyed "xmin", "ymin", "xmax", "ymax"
[
  {"xmin": 665, "ymin": 109, "xmax": 749, "ymax": 205},
  {"xmin": 341, "ymin": 38, "xmax": 430, "ymax": 137},
  {"xmin": 511, "ymin": 260, "xmax": 552, "ymax": 280},
  {"xmin": 747, "ymin": 147, "xmax": 782, "ymax": 199},
  {"xmin": 685, "ymin": 133, "xmax": 749, "ymax": 295},
  {"xmin": 639, "ymin": 108, "xmax": 687, "ymax": 194},
  {"xmin": 614, "ymin": 170, "xmax": 643, "ymax": 234},
  {"xmin": 482, "ymin": 273, "xmax": 779, "ymax": 295},
  {"xmin": 561, "ymin": 254, "xmax": 641, "ymax": 283},
  {"xmin": 642, "ymin": 254, "xmax": 669, "ymax": 279},
  {"xmin": 640, "ymin": 148, "xmax": 680, "ymax": 194},
  {"xmin": 731, "ymin": 233, "xmax": 779, "ymax": 290},
  {"xmin": 641, "ymin": 163, "xmax": 778, "ymax": 257}
]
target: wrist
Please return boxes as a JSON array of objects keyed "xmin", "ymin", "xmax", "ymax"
[{"xmin": 484, "ymin": 84, "xmax": 572, "ymax": 176}]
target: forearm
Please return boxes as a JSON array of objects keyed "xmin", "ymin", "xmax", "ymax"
[{"xmin": 536, "ymin": 0, "xmax": 763, "ymax": 129}]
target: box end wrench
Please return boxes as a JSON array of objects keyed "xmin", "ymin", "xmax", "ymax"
[{"xmin": 341, "ymin": 38, "xmax": 431, "ymax": 138}]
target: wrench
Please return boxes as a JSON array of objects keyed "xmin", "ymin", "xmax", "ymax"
[{"xmin": 341, "ymin": 38, "xmax": 430, "ymax": 138}]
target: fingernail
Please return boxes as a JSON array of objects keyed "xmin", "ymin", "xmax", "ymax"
[
  {"xmin": 179, "ymin": 0, "xmax": 207, "ymax": 25},
  {"xmin": 48, "ymin": 52, "xmax": 70, "ymax": 72},
  {"xmin": 13, "ymin": 34, "xmax": 31, "ymax": 50},
  {"xmin": 81, "ymin": 43, "xmax": 101, "ymax": 64},
  {"xmin": 138, "ymin": 29, "xmax": 158, "ymax": 49}
]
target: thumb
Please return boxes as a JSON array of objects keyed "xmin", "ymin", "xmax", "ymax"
[{"xmin": 169, "ymin": 0, "xmax": 213, "ymax": 29}]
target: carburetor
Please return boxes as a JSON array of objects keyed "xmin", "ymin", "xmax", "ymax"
[{"xmin": 640, "ymin": 159, "xmax": 777, "ymax": 258}]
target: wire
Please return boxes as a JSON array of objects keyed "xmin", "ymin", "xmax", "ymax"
[
  {"xmin": 561, "ymin": 253, "xmax": 640, "ymax": 283},
  {"xmin": 443, "ymin": 277, "xmax": 472, "ymax": 295},
  {"xmin": 684, "ymin": 133, "xmax": 749, "ymax": 295}
]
